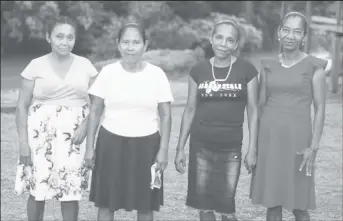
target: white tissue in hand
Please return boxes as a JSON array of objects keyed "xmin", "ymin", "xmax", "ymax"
[{"xmin": 151, "ymin": 163, "xmax": 161, "ymax": 189}]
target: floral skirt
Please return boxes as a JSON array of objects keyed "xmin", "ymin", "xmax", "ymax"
[{"xmin": 15, "ymin": 103, "xmax": 91, "ymax": 201}]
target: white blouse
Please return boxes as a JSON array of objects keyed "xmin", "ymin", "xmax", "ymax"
[{"xmin": 88, "ymin": 61, "xmax": 174, "ymax": 137}]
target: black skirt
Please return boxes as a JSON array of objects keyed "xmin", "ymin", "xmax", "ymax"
[{"xmin": 89, "ymin": 126, "xmax": 163, "ymax": 212}]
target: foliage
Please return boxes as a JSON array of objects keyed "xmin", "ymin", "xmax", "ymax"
[
  {"xmin": 1, "ymin": 1, "xmax": 336, "ymax": 56},
  {"xmin": 188, "ymin": 12, "xmax": 263, "ymax": 55},
  {"xmin": 90, "ymin": 11, "xmax": 263, "ymax": 62},
  {"xmin": 1, "ymin": 1, "xmax": 111, "ymax": 54}
]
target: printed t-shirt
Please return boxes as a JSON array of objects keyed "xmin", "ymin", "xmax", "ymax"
[{"xmin": 189, "ymin": 58, "xmax": 258, "ymax": 150}]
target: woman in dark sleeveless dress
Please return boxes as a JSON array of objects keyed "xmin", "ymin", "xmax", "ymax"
[{"xmin": 248, "ymin": 12, "xmax": 328, "ymax": 221}]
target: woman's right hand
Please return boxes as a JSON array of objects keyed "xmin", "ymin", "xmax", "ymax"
[
  {"xmin": 84, "ymin": 148, "xmax": 95, "ymax": 169},
  {"xmin": 19, "ymin": 142, "xmax": 32, "ymax": 166},
  {"xmin": 174, "ymin": 148, "xmax": 186, "ymax": 174}
]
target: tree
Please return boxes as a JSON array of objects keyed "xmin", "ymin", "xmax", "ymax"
[{"xmin": 1, "ymin": 1, "xmax": 111, "ymax": 55}]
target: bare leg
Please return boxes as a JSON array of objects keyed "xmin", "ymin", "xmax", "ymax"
[
  {"xmin": 61, "ymin": 201, "xmax": 79, "ymax": 221},
  {"xmin": 293, "ymin": 209, "xmax": 310, "ymax": 221},
  {"xmin": 221, "ymin": 213, "xmax": 238, "ymax": 221},
  {"xmin": 266, "ymin": 206, "xmax": 282, "ymax": 221},
  {"xmin": 97, "ymin": 208, "xmax": 114, "ymax": 221},
  {"xmin": 200, "ymin": 210, "xmax": 216, "ymax": 221},
  {"xmin": 27, "ymin": 194, "xmax": 45, "ymax": 221},
  {"xmin": 137, "ymin": 210, "xmax": 154, "ymax": 221}
]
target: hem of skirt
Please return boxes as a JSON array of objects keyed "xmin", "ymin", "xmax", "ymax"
[
  {"xmin": 250, "ymin": 199, "xmax": 316, "ymax": 212},
  {"xmin": 25, "ymin": 191, "xmax": 83, "ymax": 202},
  {"xmin": 185, "ymin": 203, "xmax": 235, "ymax": 215},
  {"xmin": 90, "ymin": 201, "xmax": 162, "ymax": 212}
]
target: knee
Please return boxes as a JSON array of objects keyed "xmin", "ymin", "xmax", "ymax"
[
  {"xmin": 61, "ymin": 201, "xmax": 79, "ymax": 206},
  {"xmin": 137, "ymin": 210, "xmax": 153, "ymax": 214},
  {"xmin": 267, "ymin": 206, "xmax": 282, "ymax": 212},
  {"xmin": 200, "ymin": 209, "xmax": 214, "ymax": 213}
]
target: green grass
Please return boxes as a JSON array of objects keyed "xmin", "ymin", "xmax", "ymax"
[{"xmin": 1, "ymin": 88, "xmax": 342, "ymax": 221}]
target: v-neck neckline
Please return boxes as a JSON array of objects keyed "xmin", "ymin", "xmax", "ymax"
[{"xmin": 46, "ymin": 54, "xmax": 76, "ymax": 82}]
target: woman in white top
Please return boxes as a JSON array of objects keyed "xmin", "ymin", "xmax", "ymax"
[
  {"xmin": 85, "ymin": 22, "xmax": 173, "ymax": 221},
  {"xmin": 15, "ymin": 16, "xmax": 98, "ymax": 221}
]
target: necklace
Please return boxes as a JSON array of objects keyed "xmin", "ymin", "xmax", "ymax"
[
  {"xmin": 211, "ymin": 56, "xmax": 232, "ymax": 82},
  {"xmin": 279, "ymin": 52, "xmax": 305, "ymax": 68}
]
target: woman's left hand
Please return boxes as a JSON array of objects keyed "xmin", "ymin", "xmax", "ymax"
[
  {"xmin": 297, "ymin": 146, "xmax": 318, "ymax": 176},
  {"xmin": 71, "ymin": 120, "xmax": 87, "ymax": 145},
  {"xmin": 155, "ymin": 148, "xmax": 168, "ymax": 172}
]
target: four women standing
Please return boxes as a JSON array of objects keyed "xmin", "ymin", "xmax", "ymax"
[{"xmin": 14, "ymin": 12, "xmax": 328, "ymax": 221}]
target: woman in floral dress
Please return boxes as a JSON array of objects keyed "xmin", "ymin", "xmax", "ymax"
[{"xmin": 15, "ymin": 16, "xmax": 98, "ymax": 221}]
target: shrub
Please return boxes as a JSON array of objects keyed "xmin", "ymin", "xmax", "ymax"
[
  {"xmin": 188, "ymin": 12, "xmax": 263, "ymax": 55},
  {"xmin": 89, "ymin": 11, "xmax": 263, "ymax": 62}
]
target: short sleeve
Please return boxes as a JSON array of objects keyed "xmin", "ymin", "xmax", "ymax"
[
  {"xmin": 311, "ymin": 56, "xmax": 328, "ymax": 71},
  {"xmin": 245, "ymin": 61, "xmax": 259, "ymax": 83},
  {"xmin": 156, "ymin": 69, "xmax": 174, "ymax": 103},
  {"xmin": 85, "ymin": 59, "xmax": 98, "ymax": 78},
  {"xmin": 21, "ymin": 60, "xmax": 38, "ymax": 80},
  {"xmin": 88, "ymin": 66, "xmax": 108, "ymax": 99},
  {"xmin": 189, "ymin": 64, "xmax": 199, "ymax": 84}
]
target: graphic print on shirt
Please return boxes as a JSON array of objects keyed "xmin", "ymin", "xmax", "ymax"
[{"xmin": 198, "ymin": 80, "xmax": 243, "ymax": 100}]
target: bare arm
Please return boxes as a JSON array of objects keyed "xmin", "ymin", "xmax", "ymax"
[
  {"xmin": 247, "ymin": 76, "xmax": 259, "ymax": 152},
  {"xmin": 16, "ymin": 78, "xmax": 34, "ymax": 143},
  {"xmin": 311, "ymin": 67, "xmax": 327, "ymax": 150},
  {"xmin": 158, "ymin": 102, "xmax": 172, "ymax": 151},
  {"xmin": 176, "ymin": 76, "xmax": 198, "ymax": 151},
  {"xmin": 82, "ymin": 75, "xmax": 100, "ymax": 125},
  {"xmin": 85, "ymin": 95, "xmax": 104, "ymax": 152},
  {"xmin": 258, "ymin": 67, "xmax": 267, "ymax": 111}
]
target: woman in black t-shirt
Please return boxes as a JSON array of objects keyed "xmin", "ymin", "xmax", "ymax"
[{"xmin": 174, "ymin": 20, "xmax": 259, "ymax": 221}]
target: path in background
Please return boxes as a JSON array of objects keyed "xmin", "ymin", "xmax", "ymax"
[
  {"xmin": 1, "ymin": 51, "xmax": 341, "ymax": 110},
  {"xmin": 1, "ymin": 54, "xmax": 38, "ymax": 89}
]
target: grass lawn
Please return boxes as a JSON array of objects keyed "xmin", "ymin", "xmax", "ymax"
[
  {"xmin": 1, "ymin": 52, "xmax": 342, "ymax": 220},
  {"xmin": 1, "ymin": 90, "xmax": 342, "ymax": 221}
]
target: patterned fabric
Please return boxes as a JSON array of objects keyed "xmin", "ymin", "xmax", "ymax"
[{"xmin": 15, "ymin": 103, "xmax": 91, "ymax": 201}]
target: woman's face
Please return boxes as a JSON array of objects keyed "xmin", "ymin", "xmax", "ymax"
[
  {"xmin": 278, "ymin": 16, "xmax": 306, "ymax": 51},
  {"xmin": 117, "ymin": 27, "xmax": 147, "ymax": 62},
  {"xmin": 46, "ymin": 23, "xmax": 76, "ymax": 57},
  {"xmin": 210, "ymin": 23, "xmax": 239, "ymax": 59}
]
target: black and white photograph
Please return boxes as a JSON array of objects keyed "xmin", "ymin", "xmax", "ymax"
[{"xmin": 1, "ymin": 1, "xmax": 342, "ymax": 221}]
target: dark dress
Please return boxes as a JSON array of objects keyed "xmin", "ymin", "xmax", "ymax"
[{"xmin": 250, "ymin": 55, "xmax": 327, "ymax": 211}]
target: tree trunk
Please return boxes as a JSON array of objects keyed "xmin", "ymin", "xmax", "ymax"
[
  {"xmin": 243, "ymin": 1, "xmax": 254, "ymax": 23},
  {"xmin": 331, "ymin": 0, "xmax": 342, "ymax": 93}
]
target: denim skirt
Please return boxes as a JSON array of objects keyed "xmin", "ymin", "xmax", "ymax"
[
  {"xmin": 186, "ymin": 137, "xmax": 242, "ymax": 215},
  {"xmin": 89, "ymin": 126, "xmax": 163, "ymax": 212}
]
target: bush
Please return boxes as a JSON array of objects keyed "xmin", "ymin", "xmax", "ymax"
[
  {"xmin": 188, "ymin": 12, "xmax": 263, "ymax": 55},
  {"xmin": 89, "ymin": 10, "xmax": 263, "ymax": 62}
]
